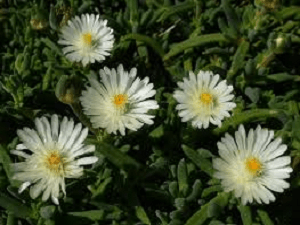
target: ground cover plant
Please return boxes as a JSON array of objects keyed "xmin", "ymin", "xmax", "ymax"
[{"xmin": 1, "ymin": 0, "xmax": 300, "ymax": 224}]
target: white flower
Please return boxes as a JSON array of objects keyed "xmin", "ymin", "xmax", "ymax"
[
  {"xmin": 58, "ymin": 14, "xmax": 114, "ymax": 66},
  {"xmin": 173, "ymin": 70, "xmax": 236, "ymax": 129},
  {"xmin": 80, "ymin": 64, "xmax": 159, "ymax": 135},
  {"xmin": 213, "ymin": 124, "xmax": 292, "ymax": 205},
  {"xmin": 11, "ymin": 115, "xmax": 98, "ymax": 205}
]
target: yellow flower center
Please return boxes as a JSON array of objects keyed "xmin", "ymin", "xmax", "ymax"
[
  {"xmin": 113, "ymin": 94, "xmax": 128, "ymax": 107},
  {"xmin": 246, "ymin": 158, "xmax": 262, "ymax": 175},
  {"xmin": 44, "ymin": 151, "xmax": 66, "ymax": 176},
  {"xmin": 82, "ymin": 33, "xmax": 92, "ymax": 46},
  {"xmin": 200, "ymin": 93, "xmax": 213, "ymax": 104},
  {"xmin": 48, "ymin": 153, "xmax": 61, "ymax": 165}
]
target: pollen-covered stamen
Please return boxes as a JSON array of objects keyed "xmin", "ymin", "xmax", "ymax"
[
  {"xmin": 200, "ymin": 93, "xmax": 213, "ymax": 104},
  {"xmin": 82, "ymin": 33, "xmax": 92, "ymax": 46},
  {"xmin": 246, "ymin": 158, "xmax": 262, "ymax": 175},
  {"xmin": 113, "ymin": 94, "xmax": 128, "ymax": 108}
]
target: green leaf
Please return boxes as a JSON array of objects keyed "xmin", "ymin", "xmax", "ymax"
[
  {"xmin": 266, "ymin": 73, "xmax": 300, "ymax": 82},
  {"xmin": 149, "ymin": 124, "xmax": 164, "ymax": 138},
  {"xmin": 185, "ymin": 192, "xmax": 230, "ymax": 225},
  {"xmin": 207, "ymin": 202, "xmax": 222, "ymax": 218},
  {"xmin": 6, "ymin": 212, "xmax": 16, "ymax": 225},
  {"xmin": 44, "ymin": 220, "xmax": 55, "ymax": 225},
  {"xmin": 15, "ymin": 54, "xmax": 24, "ymax": 74},
  {"xmin": 42, "ymin": 66, "xmax": 52, "ymax": 90},
  {"xmin": 40, "ymin": 38, "xmax": 62, "ymax": 55},
  {"xmin": 140, "ymin": 9, "xmax": 153, "ymax": 27},
  {"xmin": 276, "ymin": 7, "xmax": 300, "ymax": 20},
  {"xmin": 201, "ymin": 185, "xmax": 223, "ymax": 198},
  {"xmin": 135, "ymin": 206, "xmax": 151, "ymax": 225},
  {"xmin": 174, "ymin": 198, "xmax": 185, "ymax": 209},
  {"xmin": 245, "ymin": 59, "xmax": 256, "ymax": 77},
  {"xmin": 208, "ymin": 220, "xmax": 225, "ymax": 225},
  {"xmin": 182, "ymin": 145, "xmax": 214, "ymax": 176},
  {"xmin": 196, "ymin": 149, "xmax": 214, "ymax": 158},
  {"xmin": 96, "ymin": 142, "xmax": 141, "ymax": 172},
  {"xmin": 49, "ymin": 4, "xmax": 58, "ymax": 30},
  {"xmin": 67, "ymin": 210, "xmax": 105, "ymax": 221},
  {"xmin": 257, "ymin": 209, "xmax": 274, "ymax": 225},
  {"xmin": 128, "ymin": 0, "xmax": 139, "ymax": 31},
  {"xmin": 221, "ymin": 0, "xmax": 240, "ymax": 31},
  {"xmin": 40, "ymin": 206, "xmax": 56, "ymax": 219},
  {"xmin": 169, "ymin": 181, "xmax": 179, "ymax": 198},
  {"xmin": 177, "ymin": 158, "xmax": 189, "ymax": 197},
  {"xmin": 121, "ymin": 33, "xmax": 165, "ymax": 57},
  {"xmin": 156, "ymin": 210, "xmax": 169, "ymax": 225},
  {"xmin": 157, "ymin": 1, "xmax": 195, "ymax": 22},
  {"xmin": 186, "ymin": 180, "xmax": 202, "ymax": 202},
  {"xmin": 91, "ymin": 177, "xmax": 112, "ymax": 199},
  {"xmin": 237, "ymin": 204, "xmax": 252, "ymax": 225},
  {"xmin": 164, "ymin": 33, "xmax": 228, "ymax": 61},
  {"xmin": 212, "ymin": 109, "xmax": 284, "ymax": 135},
  {"xmin": 0, "ymin": 192, "xmax": 33, "ymax": 219},
  {"xmin": 245, "ymin": 87, "xmax": 260, "ymax": 103},
  {"xmin": 0, "ymin": 145, "xmax": 19, "ymax": 187},
  {"xmin": 22, "ymin": 53, "xmax": 31, "ymax": 71},
  {"xmin": 227, "ymin": 39, "xmax": 249, "ymax": 80}
]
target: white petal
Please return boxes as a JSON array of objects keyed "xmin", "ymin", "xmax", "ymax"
[
  {"xmin": 76, "ymin": 156, "xmax": 98, "ymax": 165},
  {"xmin": 51, "ymin": 114, "xmax": 59, "ymax": 141},
  {"xmin": 51, "ymin": 196, "xmax": 59, "ymax": 205},
  {"xmin": 267, "ymin": 156, "xmax": 291, "ymax": 169},
  {"xmin": 18, "ymin": 181, "xmax": 31, "ymax": 193},
  {"xmin": 11, "ymin": 150, "xmax": 31, "ymax": 158}
]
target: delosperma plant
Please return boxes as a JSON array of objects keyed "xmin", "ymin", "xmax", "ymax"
[{"xmin": 0, "ymin": 0, "xmax": 300, "ymax": 224}]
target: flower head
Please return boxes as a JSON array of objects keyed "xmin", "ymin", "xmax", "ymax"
[
  {"xmin": 80, "ymin": 64, "xmax": 159, "ymax": 135},
  {"xmin": 11, "ymin": 115, "xmax": 98, "ymax": 205},
  {"xmin": 58, "ymin": 14, "xmax": 114, "ymax": 66},
  {"xmin": 173, "ymin": 70, "xmax": 236, "ymax": 129},
  {"xmin": 213, "ymin": 124, "xmax": 292, "ymax": 205}
]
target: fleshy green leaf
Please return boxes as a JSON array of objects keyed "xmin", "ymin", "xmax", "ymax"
[
  {"xmin": 237, "ymin": 204, "xmax": 252, "ymax": 225},
  {"xmin": 177, "ymin": 158, "xmax": 189, "ymax": 197},
  {"xmin": 135, "ymin": 205, "xmax": 151, "ymax": 225},
  {"xmin": 96, "ymin": 142, "xmax": 141, "ymax": 172},
  {"xmin": 266, "ymin": 73, "xmax": 300, "ymax": 82},
  {"xmin": 164, "ymin": 33, "xmax": 228, "ymax": 61},
  {"xmin": 182, "ymin": 145, "xmax": 214, "ymax": 176},
  {"xmin": 67, "ymin": 210, "xmax": 105, "ymax": 221},
  {"xmin": 227, "ymin": 39, "xmax": 250, "ymax": 80},
  {"xmin": 121, "ymin": 33, "xmax": 165, "ymax": 57},
  {"xmin": 213, "ymin": 109, "xmax": 284, "ymax": 135},
  {"xmin": 0, "ymin": 145, "xmax": 20, "ymax": 187},
  {"xmin": 185, "ymin": 192, "xmax": 230, "ymax": 225},
  {"xmin": 0, "ymin": 192, "xmax": 33, "ymax": 219},
  {"xmin": 257, "ymin": 209, "xmax": 274, "ymax": 225}
]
